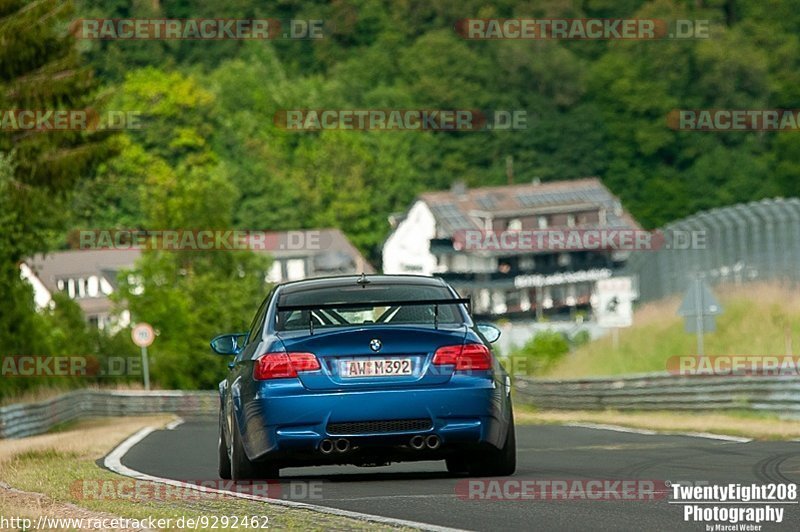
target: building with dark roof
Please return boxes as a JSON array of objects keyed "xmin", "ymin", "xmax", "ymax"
[
  {"xmin": 21, "ymin": 228, "xmax": 373, "ymax": 329},
  {"xmin": 382, "ymin": 178, "xmax": 641, "ymax": 318},
  {"xmin": 21, "ymin": 249, "xmax": 139, "ymax": 330},
  {"xmin": 263, "ymin": 228, "xmax": 375, "ymax": 283}
]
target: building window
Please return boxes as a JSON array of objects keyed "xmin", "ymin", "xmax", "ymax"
[
  {"xmin": 542, "ymin": 287, "xmax": 553, "ymax": 309},
  {"xmin": 266, "ymin": 261, "xmax": 282, "ymax": 283},
  {"xmin": 100, "ymin": 278, "xmax": 114, "ymax": 295},
  {"xmin": 87, "ymin": 276, "xmax": 99, "ymax": 297},
  {"xmin": 507, "ymin": 218, "xmax": 522, "ymax": 230},
  {"xmin": 452, "ymin": 254, "xmax": 468, "ymax": 271},
  {"xmin": 505, "ymin": 290, "xmax": 521, "ymax": 311},
  {"xmin": 538, "ymin": 216, "xmax": 548, "ymax": 229},
  {"xmin": 576, "ymin": 282, "xmax": 592, "ymax": 305},
  {"xmin": 551, "ymin": 285, "xmax": 565, "ymax": 307},
  {"xmin": 567, "ymin": 214, "xmax": 576, "ymax": 227},
  {"xmin": 566, "ymin": 284, "xmax": 577, "ymax": 306},
  {"xmin": 286, "ymin": 259, "xmax": 305, "ymax": 281}
]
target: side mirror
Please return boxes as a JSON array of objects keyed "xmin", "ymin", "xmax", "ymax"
[
  {"xmin": 476, "ymin": 323, "xmax": 501, "ymax": 343},
  {"xmin": 210, "ymin": 333, "xmax": 248, "ymax": 355}
]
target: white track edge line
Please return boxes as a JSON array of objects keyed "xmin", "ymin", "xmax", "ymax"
[
  {"xmin": 165, "ymin": 418, "xmax": 184, "ymax": 430},
  {"xmin": 104, "ymin": 427, "xmax": 465, "ymax": 532},
  {"xmin": 565, "ymin": 422, "xmax": 657, "ymax": 435},
  {"xmin": 676, "ymin": 431, "xmax": 752, "ymax": 443},
  {"xmin": 565, "ymin": 422, "xmax": 752, "ymax": 443}
]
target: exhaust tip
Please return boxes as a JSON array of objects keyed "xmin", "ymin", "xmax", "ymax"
[
  {"xmin": 319, "ymin": 439, "xmax": 334, "ymax": 454},
  {"xmin": 425, "ymin": 435, "xmax": 441, "ymax": 450},
  {"xmin": 335, "ymin": 438, "xmax": 350, "ymax": 453},
  {"xmin": 409, "ymin": 435, "xmax": 425, "ymax": 450}
]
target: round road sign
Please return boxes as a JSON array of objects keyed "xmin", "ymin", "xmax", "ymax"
[{"xmin": 131, "ymin": 323, "xmax": 155, "ymax": 347}]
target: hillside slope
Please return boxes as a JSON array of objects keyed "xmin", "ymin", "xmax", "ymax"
[{"xmin": 544, "ymin": 283, "xmax": 800, "ymax": 378}]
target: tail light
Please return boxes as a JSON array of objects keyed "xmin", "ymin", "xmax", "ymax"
[
  {"xmin": 254, "ymin": 352, "xmax": 320, "ymax": 380},
  {"xmin": 432, "ymin": 343, "xmax": 491, "ymax": 371}
]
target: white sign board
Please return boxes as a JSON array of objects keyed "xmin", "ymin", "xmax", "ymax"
[
  {"xmin": 594, "ymin": 277, "xmax": 634, "ymax": 328},
  {"xmin": 131, "ymin": 323, "xmax": 155, "ymax": 348}
]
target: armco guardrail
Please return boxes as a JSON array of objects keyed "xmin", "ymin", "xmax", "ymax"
[
  {"xmin": 514, "ymin": 372, "xmax": 800, "ymax": 415},
  {"xmin": 5, "ymin": 375, "xmax": 798, "ymax": 439},
  {"xmin": 0, "ymin": 390, "xmax": 217, "ymax": 439}
]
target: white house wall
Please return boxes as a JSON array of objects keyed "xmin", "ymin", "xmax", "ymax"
[
  {"xmin": 382, "ymin": 200, "xmax": 437, "ymax": 275},
  {"xmin": 19, "ymin": 262, "xmax": 52, "ymax": 310}
]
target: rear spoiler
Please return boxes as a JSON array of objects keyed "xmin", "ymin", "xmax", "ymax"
[
  {"xmin": 277, "ymin": 297, "xmax": 471, "ymax": 312},
  {"xmin": 276, "ymin": 297, "xmax": 472, "ymax": 333}
]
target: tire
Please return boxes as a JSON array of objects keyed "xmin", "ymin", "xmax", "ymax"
[
  {"xmin": 231, "ymin": 418, "xmax": 260, "ymax": 480},
  {"xmin": 218, "ymin": 412, "xmax": 231, "ymax": 480},
  {"xmin": 469, "ymin": 416, "xmax": 517, "ymax": 477},
  {"xmin": 231, "ymin": 417, "xmax": 280, "ymax": 480},
  {"xmin": 258, "ymin": 461, "xmax": 280, "ymax": 480},
  {"xmin": 445, "ymin": 454, "xmax": 470, "ymax": 475}
]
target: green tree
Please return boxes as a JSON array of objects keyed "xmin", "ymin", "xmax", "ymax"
[
  {"xmin": 0, "ymin": 0, "xmax": 115, "ymax": 384},
  {"xmin": 101, "ymin": 67, "xmax": 270, "ymax": 389}
]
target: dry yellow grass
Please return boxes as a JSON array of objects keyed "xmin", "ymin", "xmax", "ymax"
[
  {"xmin": 0, "ymin": 415, "xmax": 172, "ymax": 466},
  {"xmin": 0, "ymin": 416, "xmax": 172, "ymax": 531},
  {"xmin": 0, "ymin": 483, "xmax": 151, "ymax": 532},
  {"xmin": 545, "ymin": 282, "xmax": 800, "ymax": 378},
  {"xmin": 0, "ymin": 416, "xmax": 409, "ymax": 531}
]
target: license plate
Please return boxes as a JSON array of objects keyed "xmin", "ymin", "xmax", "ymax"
[{"xmin": 340, "ymin": 358, "xmax": 412, "ymax": 378}]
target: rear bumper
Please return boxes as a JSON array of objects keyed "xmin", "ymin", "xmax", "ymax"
[{"xmin": 235, "ymin": 374, "xmax": 510, "ymax": 463}]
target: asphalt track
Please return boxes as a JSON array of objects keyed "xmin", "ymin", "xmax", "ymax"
[{"xmin": 120, "ymin": 419, "xmax": 800, "ymax": 531}]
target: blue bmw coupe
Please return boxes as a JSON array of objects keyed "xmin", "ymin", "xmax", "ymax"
[{"xmin": 212, "ymin": 274, "xmax": 515, "ymax": 479}]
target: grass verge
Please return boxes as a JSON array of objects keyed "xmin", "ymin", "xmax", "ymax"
[
  {"xmin": 0, "ymin": 416, "xmax": 410, "ymax": 531},
  {"xmin": 543, "ymin": 282, "xmax": 800, "ymax": 378},
  {"xmin": 515, "ymin": 406, "xmax": 800, "ymax": 441}
]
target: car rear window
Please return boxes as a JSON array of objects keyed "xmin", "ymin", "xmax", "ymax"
[{"xmin": 276, "ymin": 284, "xmax": 465, "ymax": 331}]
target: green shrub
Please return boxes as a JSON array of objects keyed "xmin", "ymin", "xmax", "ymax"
[
  {"xmin": 510, "ymin": 330, "xmax": 570, "ymax": 376},
  {"xmin": 571, "ymin": 329, "xmax": 591, "ymax": 348}
]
